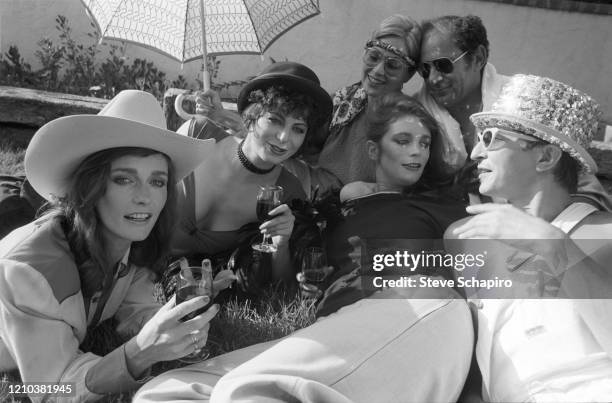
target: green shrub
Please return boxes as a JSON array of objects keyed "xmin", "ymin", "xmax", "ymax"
[
  {"xmin": 0, "ymin": 46, "xmax": 38, "ymax": 88},
  {"xmin": 0, "ymin": 15, "xmax": 215, "ymax": 101}
]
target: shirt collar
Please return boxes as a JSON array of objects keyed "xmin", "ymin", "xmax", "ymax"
[{"xmin": 115, "ymin": 247, "xmax": 131, "ymax": 279}]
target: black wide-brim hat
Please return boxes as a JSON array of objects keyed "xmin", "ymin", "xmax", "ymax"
[{"xmin": 237, "ymin": 62, "xmax": 332, "ymax": 127}]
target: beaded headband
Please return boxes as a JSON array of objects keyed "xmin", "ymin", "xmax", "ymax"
[{"xmin": 365, "ymin": 40, "xmax": 415, "ymax": 68}]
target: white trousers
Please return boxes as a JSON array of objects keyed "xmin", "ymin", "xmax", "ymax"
[{"xmin": 134, "ymin": 296, "xmax": 473, "ymax": 403}]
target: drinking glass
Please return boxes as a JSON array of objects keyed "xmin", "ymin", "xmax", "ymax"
[
  {"xmin": 174, "ymin": 92, "xmax": 245, "ymax": 135},
  {"xmin": 297, "ymin": 247, "xmax": 328, "ymax": 299},
  {"xmin": 176, "ymin": 260, "xmax": 213, "ymax": 363},
  {"xmin": 252, "ymin": 185, "xmax": 284, "ymax": 253},
  {"xmin": 301, "ymin": 247, "xmax": 328, "ymax": 283}
]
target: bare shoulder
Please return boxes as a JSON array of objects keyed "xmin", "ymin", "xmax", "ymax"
[{"xmin": 340, "ymin": 181, "xmax": 376, "ymax": 202}]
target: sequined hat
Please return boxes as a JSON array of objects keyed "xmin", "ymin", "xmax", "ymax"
[{"xmin": 471, "ymin": 74, "xmax": 601, "ymax": 173}]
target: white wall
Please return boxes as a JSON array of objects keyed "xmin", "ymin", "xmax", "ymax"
[{"xmin": 1, "ymin": 0, "xmax": 611, "ymax": 120}]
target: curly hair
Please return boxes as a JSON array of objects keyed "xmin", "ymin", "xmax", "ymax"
[
  {"xmin": 367, "ymin": 93, "xmax": 453, "ymax": 190},
  {"xmin": 372, "ymin": 14, "xmax": 422, "ymax": 69},
  {"xmin": 46, "ymin": 147, "xmax": 177, "ymax": 297},
  {"xmin": 240, "ymin": 85, "xmax": 322, "ymax": 155},
  {"xmin": 422, "ymin": 15, "xmax": 490, "ymax": 65}
]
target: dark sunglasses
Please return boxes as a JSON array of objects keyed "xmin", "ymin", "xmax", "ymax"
[
  {"xmin": 362, "ymin": 48, "xmax": 407, "ymax": 77},
  {"xmin": 477, "ymin": 128, "xmax": 540, "ymax": 151},
  {"xmin": 418, "ymin": 51, "xmax": 468, "ymax": 79}
]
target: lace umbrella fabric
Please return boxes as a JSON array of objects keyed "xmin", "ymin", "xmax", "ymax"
[{"xmin": 81, "ymin": 0, "xmax": 321, "ymax": 62}]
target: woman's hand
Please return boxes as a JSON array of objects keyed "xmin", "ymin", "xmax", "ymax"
[
  {"xmin": 194, "ymin": 89, "xmax": 245, "ymax": 135},
  {"xmin": 259, "ymin": 204, "xmax": 295, "ymax": 249},
  {"xmin": 195, "ymin": 89, "xmax": 224, "ymax": 116},
  {"xmin": 124, "ymin": 295, "xmax": 219, "ymax": 377}
]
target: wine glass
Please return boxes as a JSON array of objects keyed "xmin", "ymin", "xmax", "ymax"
[
  {"xmin": 301, "ymin": 247, "xmax": 328, "ymax": 283},
  {"xmin": 298, "ymin": 247, "xmax": 328, "ymax": 299},
  {"xmin": 252, "ymin": 185, "xmax": 284, "ymax": 253},
  {"xmin": 176, "ymin": 259, "xmax": 214, "ymax": 363}
]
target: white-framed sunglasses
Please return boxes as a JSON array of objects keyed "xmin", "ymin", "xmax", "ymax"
[{"xmin": 477, "ymin": 128, "xmax": 541, "ymax": 150}]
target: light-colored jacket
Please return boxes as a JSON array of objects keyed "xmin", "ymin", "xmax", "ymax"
[{"xmin": 0, "ymin": 216, "xmax": 162, "ymax": 402}]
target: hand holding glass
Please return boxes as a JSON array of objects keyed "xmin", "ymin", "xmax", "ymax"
[
  {"xmin": 301, "ymin": 247, "xmax": 328, "ymax": 283},
  {"xmin": 298, "ymin": 247, "xmax": 328, "ymax": 298},
  {"xmin": 253, "ymin": 185, "xmax": 284, "ymax": 253},
  {"xmin": 175, "ymin": 260, "xmax": 213, "ymax": 363}
]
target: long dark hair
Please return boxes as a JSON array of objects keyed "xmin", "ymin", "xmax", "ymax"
[
  {"xmin": 367, "ymin": 93, "xmax": 453, "ymax": 191},
  {"xmin": 46, "ymin": 147, "xmax": 177, "ymax": 297}
]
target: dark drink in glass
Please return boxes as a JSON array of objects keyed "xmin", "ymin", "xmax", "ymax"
[
  {"xmin": 252, "ymin": 185, "xmax": 284, "ymax": 253},
  {"xmin": 301, "ymin": 247, "xmax": 328, "ymax": 283},
  {"xmin": 176, "ymin": 260, "xmax": 213, "ymax": 362},
  {"xmin": 256, "ymin": 200, "xmax": 280, "ymax": 222},
  {"xmin": 176, "ymin": 283, "xmax": 210, "ymax": 322}
]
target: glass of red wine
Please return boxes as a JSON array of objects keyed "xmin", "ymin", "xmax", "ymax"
[
  {"xmin": 252, "ymin": 185, "xmax": 284, "ymax": 253},
  {"xmin": 176, "ymin": 259, "xmax": 214, "ymax": 363}
]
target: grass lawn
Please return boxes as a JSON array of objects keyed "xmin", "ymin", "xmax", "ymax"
[
  {"xmin": 1, "ymin": 290, "xmax": 317, "ymax": 402},
  {"xmin": 0, "ymin": 147, "xmax": 25, "ymax": 176},
  {"xmin": 0, "ymin": 145, "xmax": 317, "ymax": 402}
]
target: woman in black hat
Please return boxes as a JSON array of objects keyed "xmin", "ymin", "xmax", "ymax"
[
  {"xmin": 172, "ymin": 62, "xmax": 332, "ymax": 284},
  {"xmin": 134, "ymin": 93, "xmax": 473, "ymax": 403}
]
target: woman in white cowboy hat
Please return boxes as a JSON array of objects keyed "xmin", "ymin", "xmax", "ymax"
[
  {"xmin": 0, "ymin": 90, "xmax": 230, "ymax": 401},
  {"xmin": 173, "ymin": 62, "xmax": 332, "ymax": 285}
]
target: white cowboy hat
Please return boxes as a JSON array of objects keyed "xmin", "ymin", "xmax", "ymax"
[{"xmin": 25, "ymin": 90, "xmax": 213, "ymax": 200}]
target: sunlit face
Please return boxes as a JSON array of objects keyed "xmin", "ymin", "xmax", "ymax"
[
  {"xmin": 420, "ymin": 30, "xmax": 482, "ymax": 109},
  {"xmin": 371, "ymin": 115, "xmax": 431, "ymax": 188},
  {"xmin": 249, "ymin": 109, "xmax": 308, "ymax": 165},
  {"xmin": 471, "ymin": 128, "xmax": 540, "ymax": 201},
  {"xmin": 96, "ymin": 154, "xmax": 168, "ymax": 252},
  {"xmin": 361, "ymin": 36, "xmax": 413, "ymax": 97}
]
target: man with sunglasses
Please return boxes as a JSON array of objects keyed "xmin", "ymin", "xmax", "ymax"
[
  {"xmin": 416, "ymin": 14, "xmax": 611, "ymax": 211},
  {"xmin": 445, "ymin": 75, "xmax": 612, "ymax": 402},
  {"xmin": 416, "ymin": 15, "xmax": 493, "ymax": 170}
]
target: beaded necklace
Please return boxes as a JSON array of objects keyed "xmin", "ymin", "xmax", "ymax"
[{"xmin": 237, "ymin": 139, "xmax": 275, "ymax": 175}]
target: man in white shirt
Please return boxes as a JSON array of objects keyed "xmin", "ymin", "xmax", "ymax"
[{"xmin": 446, "ymin": 74, "xmax": 612, "ymax": 402}]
